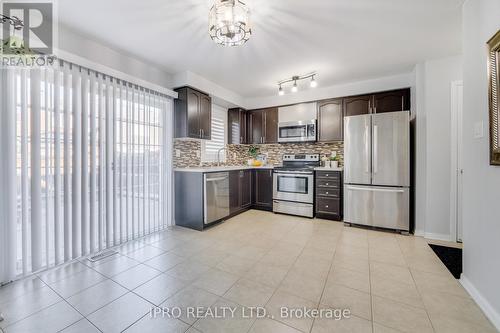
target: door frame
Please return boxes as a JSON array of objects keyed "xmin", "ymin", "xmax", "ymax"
[{"xmin": 450, "ymin": 80, "xmax": 463, "ymax": 242}]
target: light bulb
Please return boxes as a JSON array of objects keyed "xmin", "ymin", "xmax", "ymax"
[
  {"xmin": 291, "ymin": 81, "xmax": 298, "ymax": 93},
  {"xmin": 278, "ymin": 86, "xmax": 284, "ymax": 96},
  {"xmin": 310, "ymin": 76, "xmax": 317, "ymax": 88}
]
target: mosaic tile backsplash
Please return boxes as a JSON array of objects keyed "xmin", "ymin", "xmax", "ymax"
[{"xmin": 174, "ymin": 139, "xmax": 344, "ymax": 168}]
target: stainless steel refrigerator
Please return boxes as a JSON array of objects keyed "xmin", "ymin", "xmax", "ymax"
[{"xmin": 344, "ymin": 111, "xmax": 410, "ymax": 232}]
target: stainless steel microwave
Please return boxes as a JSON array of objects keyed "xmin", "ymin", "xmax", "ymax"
[{"xmin": 278, "ymin": 120, "xmax": 317, "ymax": 143}]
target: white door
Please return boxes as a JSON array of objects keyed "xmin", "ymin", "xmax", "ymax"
[{"xmin": 450, "ymin": 81, "xmax": 463, "ymax": 242}]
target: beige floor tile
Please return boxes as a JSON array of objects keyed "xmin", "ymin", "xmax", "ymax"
[
  {"xmin": 249, "ymin": 318, "xmax": 302, "ymax": 333},
  {"xmin": 165, "ymin": 260, "xmax": 212, "ymax": 282},
  {"xmin": 111, "ymin": 264, "xmax": 161, "ymax": 290},
  {"xmin": 336, "ymin": 245, "xmax": 369, "ymax": 261},
  {"xmin": 223, "ymin": 278, "xmax": 275, "ymax": 308},
  {"xmin": 372, "ymin": 295, "xmax": 433, "ymax": 333},
  {"xmin": 134, "ymin": 273, "xmax": 189, "ymax": 305},
  {"xmin": 321, "ymin": 283, "xmax": 372, "ymax": 320},
  {"xmin": 370, "ymin": 261, "xmax": 414, "ymax": 285},
  {"xmin": 245, "ymin": 262, "xmax": 289, "ymax": 288},
  {"xmin": 192, "ymin": 268, "xmax": 239, "ymax": 296},
  {"xmin": 123, "ymin": 313, "xmax": 190, "ymax": 333},
  {"xmin": 369, "ymin": 248, "xmax": 407, "ymax": 266},
  {"xmin": 421, "ymin": 290, "xmax": 493, "ymax": 328},
  {"xmin": 279, "ymin": 270, "xmax": 327, "ymax": 303},
  {"xmin": 311, "ymin": 315, "xmax": 372, "ymax": 333},
  {"xmin": 428, "ymin": 312, "xmax": 498, "ymax": 333},
  {"xmin": 233, "ymin": 245, "xmax": 270, "ymax": 260},
  {"xmin": 328, "ymin": 267, "xmax": 371, "ymax": 293},
  {"xmin": 290, "ymin": 255, "xmax": 331, "ymax": 280},
  {"xmin": 300, "ymin": 246, "xmax": 335, "ymax": 262},
  {"xmin": 411, "ymin": 269, "xmax": 470, "ymax": 298},
  {"xmin": 373, "ymin": 322, "xmax": 404, "ymax": 332},
  {"xmin": 266, "ymin": 290, "xmax": 317, "ymax": 332},
  {"xmin": 193, "ymin": 298, "xmax": 255, "ymax": 333},
  {"xmin": 371, "ymin": 275, "xmax": 425, "ymax": 309},
  {"xmin": 216, "ymin": 255, "xmax": 257, "ymax": 276},
  {"xmin": 143, "ymin": 252, "xmax": 186, "ymax": 272},
  {"xmin": 332, "ymin": 256, "xmax": 370, "ymax": 274},
  {"xmin": 161, "ymin": 285, "xmax": 219, "ymax": 325}
]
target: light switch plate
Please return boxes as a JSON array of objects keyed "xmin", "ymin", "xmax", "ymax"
[
  {"xmin": 474, "ymin": 121, "xmax": 484, "ymax": 139},
  {"xmin": 196, "ymin": 150, "xmax": 201, "ymax": 158},
  {"xmin": 175, "ymin": 149, "xmax": 181, "ymax": 158}
]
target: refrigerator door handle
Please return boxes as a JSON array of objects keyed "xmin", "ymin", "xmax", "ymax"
[
  {"xmin": 347, "ymin": 186, "xmax": 405, "ymax": 193},
  {"xmin": 373, "ymin": 125, "xmax": 378, "ymax": 174},
  {"xmin": 365, "ymin": 125, "xmax": 370, "ymax": 173}
]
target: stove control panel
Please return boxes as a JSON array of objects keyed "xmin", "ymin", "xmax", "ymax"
[{"xmin": 283, "ymin": 154, "xmax": 320, "ymax": 162}]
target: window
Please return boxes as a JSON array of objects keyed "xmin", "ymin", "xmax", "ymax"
[
  {"xmin": 202, "ymin": 104, "xmax": 227, "ymax": 163},
  {"xmin": 0, "ymin": 63, "xmax": 174, "ymax": 283}
]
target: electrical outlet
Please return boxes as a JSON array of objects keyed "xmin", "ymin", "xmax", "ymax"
[
  {"xmin": 175, "ymin": 149, "xmax": 181, "ymax": 158},
  {"xmin": 474, "ymin": 121, "xmax": 484, "ymax": 139},
  {"xmin": 196, "ymin": 150, "xmax": 201, "ymax": 158}
]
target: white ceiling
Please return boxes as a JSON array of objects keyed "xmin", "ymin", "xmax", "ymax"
[{"xmin": 58, "ymin": 0, "xmax": 463, "ymax": 98}]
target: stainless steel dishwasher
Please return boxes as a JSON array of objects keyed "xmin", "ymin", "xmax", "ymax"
[{"xmin": 204, "ymin": 172, "xmax": 230, "ymax": 225}]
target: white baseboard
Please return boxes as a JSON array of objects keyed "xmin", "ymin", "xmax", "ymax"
[
  {"xmin": 460, "ymin": 275, "xmax": 500, "ymax": 331},
  {"xmin": 424, "ymin": 232, "xmax": 453, "ymax": 242}
]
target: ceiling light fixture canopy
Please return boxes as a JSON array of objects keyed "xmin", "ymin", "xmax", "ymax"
[
  {"xmin": 278, "ymin": 73, "xmax": 318, "ymax": 96},
  {"xmin": 209, "ymin": 0, "xmax": 252, "ymax": 47}
]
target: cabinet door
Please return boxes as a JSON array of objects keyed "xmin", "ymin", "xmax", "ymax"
[
  {"xmin": 263, "ymin": 108, "xmax": 278, "ymax": 143},
  {"xmin": 249, "ymin": 111, "xmax": 263, "ymax": 144},
  {"xmin": 199, "ymin": 93, "xmax": 212, "ymax": 140},
  {"xmin": 228, "ymin": 109, "xmax": 247, "ymax": 144},
  {"xmin": 318, "ymin": 99, "xmax": 343, "ymax": 141},
  {"xmin": 373, "ymin": 89, "xmax": 410, "ymax": 113},
  {"xmin": 186, "ymin": 89, "xmax": 201, "ymax": 138},
  {"xmin": 240, "ymin": 170, "xmax": 252, "ymax": 208},
  {"xmin": 240, "ymin": 111, "xmax": 248, "ymax": 144},
  {"xmin": 229, "ymin": 171, "xmax": 240, "ymax": 214},
  {"xmin": 344, "ymin": 95, "xmax": 372, "ymax": 117},
  {"xmin": 254, "ymin": 169, "xmax": 273, "ymax": 209}
]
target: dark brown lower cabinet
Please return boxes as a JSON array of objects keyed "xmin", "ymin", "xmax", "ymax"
[
  {"xmin": 315, "ymin": 171, "xmax": 343, "ymax": 221},
  {"xmin": 229, "ymin": 170, "xmax": 253, "ymax": 215},
  {"xmin": 253, "ymin": 169, "xmax": 273, "ymax": 211},
  {"xmin": 240, "ymin": 170, "xmax": 252, "ymax": 209}
]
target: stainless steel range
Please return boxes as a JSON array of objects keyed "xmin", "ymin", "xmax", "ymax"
[{"xmin": 273, "ymin": 154, "xmax": 320, "ymax": 218}]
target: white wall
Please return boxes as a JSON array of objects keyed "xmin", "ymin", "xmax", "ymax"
[
  {"xmin": 461, "ymin": 0, "xmax": 500, "ymax": 329},
  {"xmin": 413, "ymin": 56, "xmax": 463, "ymax": 240},
  {"xmin": 58, "ymin": 25, "xmax": 173, "ymax": 89},
  {"xmin": 244, "ymin": 73, "xmax": 414, "ymax": 110}
]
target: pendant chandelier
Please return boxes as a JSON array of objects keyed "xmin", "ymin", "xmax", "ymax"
[{"xmin": 209, "ymin": 0, "xmax": 252, "ymax": 47}]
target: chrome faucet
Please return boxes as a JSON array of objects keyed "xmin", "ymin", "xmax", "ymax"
[{"xmin": 217, "ymin": 147, "xmax": 228, "ymax": 166}]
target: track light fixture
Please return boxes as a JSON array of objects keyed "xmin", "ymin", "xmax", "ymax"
[{"xmin": 277, "ymin": 73, "xmax": 317, "ymax": 96}]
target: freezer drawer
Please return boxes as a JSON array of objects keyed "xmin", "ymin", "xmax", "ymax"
[{"xmin": 344, "ymin": 185, "xmax": 409, "ymax": 231}]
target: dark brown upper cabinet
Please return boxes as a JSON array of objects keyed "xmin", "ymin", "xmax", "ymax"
[
  {"xmin": 174, "ymin": 87, "xmax": 212, "ymax": 140},
  {"xmin": 372, "ymin": 89, "xmax": 410, "ymax": 113},
  {"xmin": 343, "ymin": 94, "xmax": 372, "ymax": 117},
  {"xmin": 318, "ymin": 99, "xmax": 343, "ymax": 142},
  {"xmin": 248, "ymin": 107, "xmax": 278, "ymax": 144},
  {"xmin": 228, "ymin": 108, "xmax": 248, "ymax": 144}
]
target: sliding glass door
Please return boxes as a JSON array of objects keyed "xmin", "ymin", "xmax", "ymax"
[{"xmin": 0, "ymin": 62, "xmax": 173, "ymax": 284}]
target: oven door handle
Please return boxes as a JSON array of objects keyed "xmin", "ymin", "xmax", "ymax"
[{"xmin": 274, "ymin": 171, "xmax": 314, "ymax": 175}]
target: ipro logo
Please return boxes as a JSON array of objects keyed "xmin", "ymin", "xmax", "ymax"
[{"xmin": 1, "ymin": 1, "xmax": 53, "ymax": 55}]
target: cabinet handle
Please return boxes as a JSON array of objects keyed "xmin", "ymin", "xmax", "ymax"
[{"xmin": 401, "ymin": 96, "xmax": 404, "ymax": 110}]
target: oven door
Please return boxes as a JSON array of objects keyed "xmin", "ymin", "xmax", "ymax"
[
  {"xmin": 273, "ymin": 171, "xmax": 314, "ymax": 203},
  {"xmin": 278, "ymin": 122, "xmax": 316, "ymax": 143}
]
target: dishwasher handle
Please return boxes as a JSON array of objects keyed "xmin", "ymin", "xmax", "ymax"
[{"xmin": 205, "ymin": 177, "xmax": 228, "ymax": 182}]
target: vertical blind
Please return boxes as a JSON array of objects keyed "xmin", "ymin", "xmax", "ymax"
[
  {"xmin": 202, "ymin": 104, "xmax": 227, "ymax": 162},
  {"xmin": 0, "ymin": 61, "xmax": 174, "ymax": 283}
]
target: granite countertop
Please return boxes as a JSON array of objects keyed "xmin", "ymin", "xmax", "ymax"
[
  {"xmin": 174, "ymin": 165, "xmax": 277, "ymax": 173},
  {"xmin": 314, "ymin": 167, "xmax": 343, "ymax": 171}
]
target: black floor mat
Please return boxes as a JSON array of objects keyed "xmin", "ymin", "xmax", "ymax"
[{"xmin": 429, "ymin": 244, "xmax": 462, "ymax": 279}]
